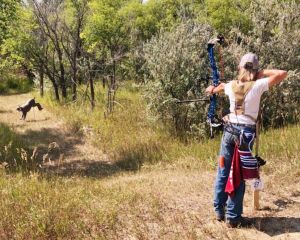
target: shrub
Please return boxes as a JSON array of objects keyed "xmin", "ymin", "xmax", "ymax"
[
  {"xmin": 143, "ymin": 0, "xmax": 299, "ymax": 137},
  {"xmin": 0, "ymin": 73, "xmax": 32, "ymax": 94},
  {"xmin": 143, "ymin": 21, "xmax": 215, "ymax": 138},
  {"xmin": 229, "ymin": 0, "xmax": 300, "ymax": 127}
]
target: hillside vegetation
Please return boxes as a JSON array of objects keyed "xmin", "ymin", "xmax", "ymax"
[{"xmin": 0, "ymin": 0, "xmax": 299, "ymax": 239}]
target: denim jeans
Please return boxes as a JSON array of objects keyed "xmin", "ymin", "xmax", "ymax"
[{"xmin": 213, "ymin": 124, "xmax": 255, "ymax": 221}]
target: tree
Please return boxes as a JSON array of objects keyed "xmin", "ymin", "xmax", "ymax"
[
  {"xmin": 200, "ymin": 0, "xmax": 252, "ymax": 34},
  {"xmin": 82, "ymin": 0, "xmax": 131, "ymax": 112},
  {"xmin": 30, "ymin": 0, "xmax": 68, "ymax": 99},
  {"xmin": 242, "ymin": 0, "xmax": 300, "ymax": 127},
  {"xmin": 0, "ymin": 0, "xmax": 19, "ymax": 45},
  {"xmin": 60, "ymin": 0, "xmax": 89, "ymax": 101},
  {"xmin": 0, "ymin": 3, "xmax": 47, "ymax": 95},
  {"xmin": 84, "ymin": 0, "xmax": 130, "ymax": 77},
  {"xmin": 119, "ymin": 0, "xmax": 196, "ymax": 80}
]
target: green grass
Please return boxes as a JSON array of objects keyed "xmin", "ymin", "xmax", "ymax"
[
  {"xmin": 37, "ymin": 82, "xmax": 222, "ymax": 172},
  {"xmin": 259, "ymin": 124, "xmax": 300, "ymax": 183}
]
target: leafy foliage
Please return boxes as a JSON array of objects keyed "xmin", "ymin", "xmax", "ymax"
[
  {"xmin": 142, "ymin": 0, "xmax": 299, "ymax": 136},
  {"xmin": 0, "ymin": 0, "xmax": 299, "ymax": 137},
  {"xmin": 143, "ymin": 22, "xmax": 214, "ymax": 137},
  {"xmin": 0, "ymin": 73, "xmax": 32, "ymax": 94},
  {"xmin": 201, "ymin": 0, "xmax": 252, "ymax": 34},
  {"xmin": 231, "ymin": 0, "xmax": 300, "ymax": 127},
  {"xmin": 0, "ymin": 0, "xmax": 20, "ymax": 44}
]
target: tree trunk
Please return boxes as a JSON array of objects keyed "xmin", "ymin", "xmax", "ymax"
[
  {"xmin": 56, "ymin": 42, "xmax": 67, "ymax": 99},
  {"xmin": 39, "ymin": 68, "xmax": 44, "ymax": 97},
  {"xmin": 43, "ymin": 64, "xmax": 60, "ymax": 101},
  {"xmin": 87, "ymin": 59, "xmax": 95, "ymax": 109},
  {"xmin": 112, "ymin": 58, "xmax": 116, "ymax": 89},
  {"xmin": 53, "ymin": 81, "xmax": 60, "ymax": 101},
  {"xmin": 102, "ymin": 76, "xmax": 106, "ymax": 88},
  {"xmin": 59, "ymin": 62, "xmax": 67, "ymax": 99},
  {"xmin": 72, "ymin": 67, "xmax": 77, "ymax": 101}
]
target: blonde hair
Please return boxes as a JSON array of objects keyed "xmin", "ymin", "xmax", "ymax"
[{"xmin": 237, "ymin": 63, "xmax": 258, "ymax": 82}]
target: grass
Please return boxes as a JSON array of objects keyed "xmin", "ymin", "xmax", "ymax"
[
  {"xmin": 38, "ymin": 81, "xmax": 299, "ymax": 173},
  {"xmin": 259, "ymin": 125, "xmax": 300, "ymax": 191},
  {"xmin": 0, "ymin": 172, "xmax": 149, "ymax": 239},
  {"xmin": 0, "ymin": 123, "xmax": 37, "ymax": 172},
  {"xmin": 37, "ymin": 81, "xmax": 221, "ymax": 172},
  {"xmin": 0, "ymin": 121, "xmax": 299, "ymax": 239},
  {"xmin": 36, "ymin": 81, "xmax": 300, "ymax": 174},
  {"xmin": 0, "ymin": 83, "xmax": 299, "ymax": 239}
]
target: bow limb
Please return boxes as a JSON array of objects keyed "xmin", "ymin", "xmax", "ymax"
[
  {"xmin": 206, "ymin": 35, "xmax": 225, "ymax": 137},
  {"xmin": 207, "ymin": 40, "xmax": 220, "ymax": 122}
]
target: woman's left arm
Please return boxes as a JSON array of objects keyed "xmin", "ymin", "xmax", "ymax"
[{"xmin": 205, "ymin": 83, "xmax": 225, "ymax": 95}]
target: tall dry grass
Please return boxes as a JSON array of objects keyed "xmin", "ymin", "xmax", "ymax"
[
  {"xmin": 0, "ymin": 123, "xmax": 298, "ymax": 239},
  {"xmin": 0, "ymin": 123, "xmax": 37, "ymax": 172},
  {"xmin": 37, "ymin": 82, "xmax": 299, "ymax": 173},
  {"xmin": 0, "ymin": 82, "xmax": 299, "ymax": 238}
]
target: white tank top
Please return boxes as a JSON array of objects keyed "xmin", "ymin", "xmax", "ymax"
[{"xmin": 224, "ymin": 78, "xmax": 269, "ymax": 125}]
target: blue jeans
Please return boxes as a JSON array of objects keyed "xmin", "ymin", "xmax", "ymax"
[{"xmin": 213, "ymin": 124, "xmax": 255, "ymax": 221}]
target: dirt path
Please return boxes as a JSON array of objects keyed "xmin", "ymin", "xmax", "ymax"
[
  {"xmin": 0, "ymin": 93, "xmax": 114, "ymax": 176},
  {"xmin": 0, "ymin": 93, "xmax": 299, "ymax": 239},
  {"xmin": 104, "ymin": 170, "xmax": 300, "ymax": 240}
]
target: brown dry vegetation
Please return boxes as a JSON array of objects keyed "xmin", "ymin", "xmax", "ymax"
[{"xmin": 0, "ymin": 93, "xmax": 299, "ymax": 240}]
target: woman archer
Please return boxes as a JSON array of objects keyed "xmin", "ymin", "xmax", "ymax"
[{"xmin": 205, "ymin": 52, "xmax": 287, "ymax": 228}]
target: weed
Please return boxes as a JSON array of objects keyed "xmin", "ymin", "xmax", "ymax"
[{"xmin": 0, "ymin": 123, "xmax": 37, "ymax": 172}]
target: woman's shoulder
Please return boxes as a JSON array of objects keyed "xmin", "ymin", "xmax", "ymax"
[
  {"xmin": 224, "ymin": 81, "xmax": 233, "ymax": 95},
  {"xmin": 252, "ymin": 77, "xmax": 269, "ymax": 92},
  {"xmin": 255, "ymin": 77, "xmax": 269, "ymax": 82},
  {"xmin": 254, "ymin": 77, "xmax": 269, "ymax": 86}
]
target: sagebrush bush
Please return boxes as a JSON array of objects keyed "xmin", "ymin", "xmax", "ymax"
[
  {"xmin": 143, "ymin": 21, "xmax": 215, "ymax": 138},
  {"xmin": 143, "ymin": 0, "xmax": 299, "ymax": 136},
  {"xmin": 230, "ymin": 0, "xmax": 300, "ymax": 127}
]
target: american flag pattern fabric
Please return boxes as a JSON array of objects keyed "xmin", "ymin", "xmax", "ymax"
[
  {"xmin": 225, "ymin": 144, "xmax": 242, "ymax": 197},
  {"xmin": 239, "ymin": 149, "xmax": 259, "ymax": 179}
]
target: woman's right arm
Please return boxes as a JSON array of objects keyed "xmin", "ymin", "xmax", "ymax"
[{"xmin": 257, "ymin": 69, "xmax": 288, "ymax": 87}]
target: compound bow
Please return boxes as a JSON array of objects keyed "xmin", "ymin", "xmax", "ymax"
[
  {"xmin": 207, "ymin": 35, "xmax": 225, "ymax": 138},
  {"xmin": 175, "ymin": 35, "xmax": 225, "ymax": 138}
]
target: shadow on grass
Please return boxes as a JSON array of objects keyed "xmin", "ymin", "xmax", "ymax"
[
  {"xmin": 1, "ymin": 121, "xmax": 165, "ymax": 178},
  {"xmin": 113, "ymin": 141, "xmax": 164, "ymax": 171},
  {"xmin": 19, "ymin": 127, "xmax": 84, "ymax": 159},
  {"xmin": 0, "ymin": 109, "xmax": 13, "ymax": 114},
  {"xmin": 26, "ymin": 117, "xmax": 50, "ymax": 123},
  {"xmin": 41, "ymin": 159, "xmax": 121, "ymax": 178},
  {"xmin": 252, "ymin": 216, "xmax": 300, "ymax": 237},
  {"xmin": 42, "ymin": 140, "xmax": 164, "ymax": 178}
]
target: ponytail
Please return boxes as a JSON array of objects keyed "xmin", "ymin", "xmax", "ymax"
[{"xmin": 237, "ymin": 63, "xmax": 258, "ymax": 82}]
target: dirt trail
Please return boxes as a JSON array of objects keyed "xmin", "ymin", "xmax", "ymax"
[
  {"xmin": 0, "ymin": 93, "xmax": 299, "ymax": 239},
  {"xmin": 0, "ymin": 93, "xmax": 112, "ymax": 176}
]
